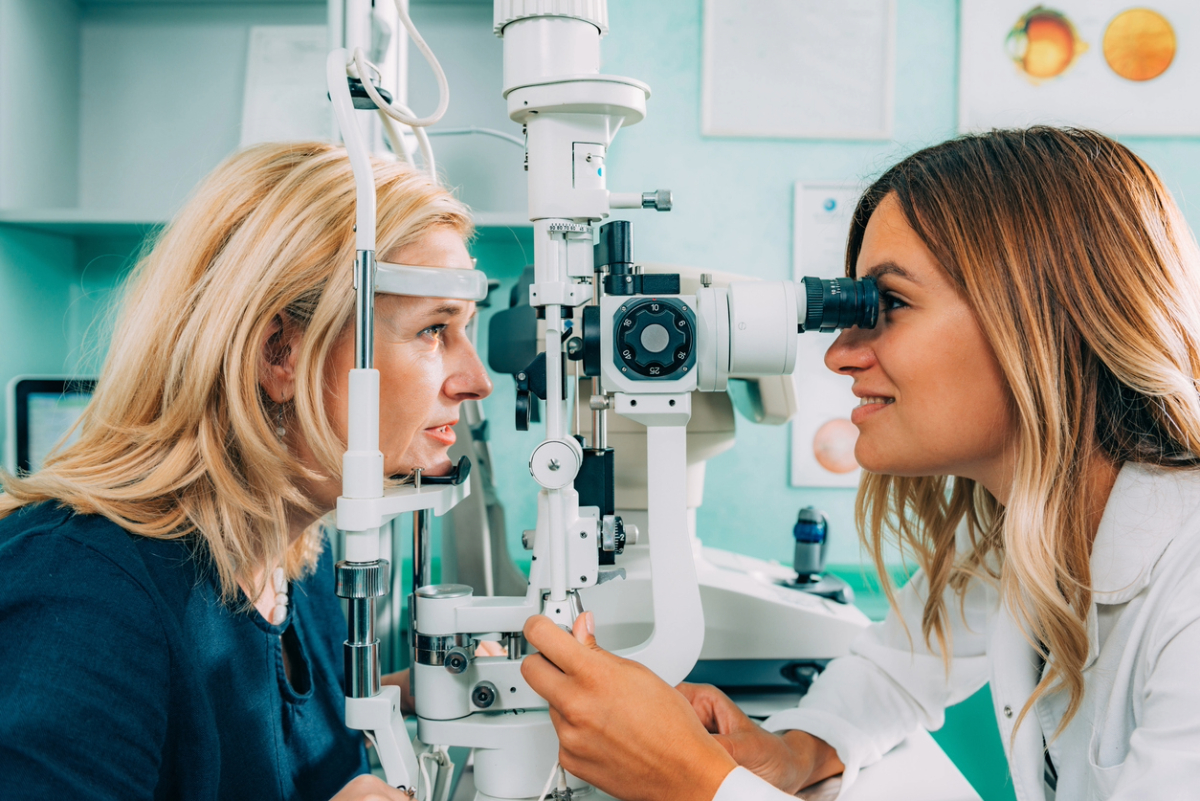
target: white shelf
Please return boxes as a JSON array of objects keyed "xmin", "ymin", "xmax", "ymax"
[
  {"xmin": 0, "ymin": 208, "xmax": 531, "ymax": 239},
  {"xmin": 0, "ymin": 209, "xmax": 164, "ymax": 237},
  {"xmin": 472, "ymin": 212, "xmax": 532, "ymax": 229},
  {"xmin": 77, "ymin": 0, "xmax": 468, "ymax": 4},
  {"xmin": 0, "ymin": 2, "xmax": 527, "ymax": 239}
]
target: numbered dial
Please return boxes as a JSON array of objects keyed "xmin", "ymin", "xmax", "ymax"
[{"xmin": 613, "ymin": 298, "xmax": 696, "ymax": 379}]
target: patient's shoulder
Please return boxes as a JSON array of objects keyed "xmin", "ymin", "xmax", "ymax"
[{"xmin": 0, "ymin": 500, "xmax": 195, "ymax": 605}]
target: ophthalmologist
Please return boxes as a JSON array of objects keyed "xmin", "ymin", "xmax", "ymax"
[
  {"xmin": 0, "ymin": 142, "xmax": 491, "ymax": 800},
  {"xmin": 522, "ymin": 127, "xmax": 1200, "ymax": 801}
]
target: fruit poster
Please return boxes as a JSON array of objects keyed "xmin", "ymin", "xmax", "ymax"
[{"xmin": 960, "ymin": 2, "xmax": 1200, "ymax": 135}]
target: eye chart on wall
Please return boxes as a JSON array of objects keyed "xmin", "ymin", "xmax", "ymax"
[{"xmin": 790, "ymin": 183, "xmax": 863, "ymax": 488}]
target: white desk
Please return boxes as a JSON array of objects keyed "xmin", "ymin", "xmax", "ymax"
[
  {"xmin": 799, "ymin": 729, "xmax": 980, "ymax": 801},
  {"xmin": 449, "ymin": 728, "xmax": 980, "ymax": 800}
]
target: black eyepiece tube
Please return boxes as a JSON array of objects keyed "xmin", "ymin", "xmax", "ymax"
[{"xmin": 800, "ymin": 276, "xmax": 879, "ymax": 332}]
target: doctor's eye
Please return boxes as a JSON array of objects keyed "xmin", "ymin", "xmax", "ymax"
[{"xmin": 880, "ymin": 292, "xmax": 909, "ymax": 312}]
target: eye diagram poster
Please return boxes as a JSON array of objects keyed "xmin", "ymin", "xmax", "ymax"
[
  {"xmin": 790, "ymin": 183, "xmax": 863, "ymax": 489},
  {"xmin": 960, "ymin": 2, "xmax": 1200, "ymax": 135}
]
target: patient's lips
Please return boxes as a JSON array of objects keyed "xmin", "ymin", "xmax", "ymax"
[{"xmin": 424, "ymin": 421, "xmax": 457, "ymax": 446}]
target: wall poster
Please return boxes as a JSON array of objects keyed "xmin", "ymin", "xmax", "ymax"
[
  {"xmin": 961, "ymin": 2, "xmax": 1200, "ymax": 135},
  {"xmin": 702, "ymin": 0, "xmax": 895, "ymax": 139}
]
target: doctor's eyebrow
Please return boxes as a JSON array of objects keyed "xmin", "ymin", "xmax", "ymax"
[{"xmin": 862, "ymin": 261, "xmax": 919, "ymax": 283}]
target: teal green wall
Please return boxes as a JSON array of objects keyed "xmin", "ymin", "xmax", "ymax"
[
  {"xmin": 594, "ymin": 0, "xmax": 1200, "ymax": 570},
  {"xmin": 0, "ymin": 230, "xmax": 76, "ymax": 432},
  {"xmin": 13, "ymin": 3, "xmax": 1200, "ymax": 798}
]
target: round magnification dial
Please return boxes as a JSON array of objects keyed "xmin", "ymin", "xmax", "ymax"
[{"xmin": 614, "ymin": 298, "xmax": 695, "ymax": 378}]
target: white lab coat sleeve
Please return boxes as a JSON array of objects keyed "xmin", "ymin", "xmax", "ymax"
[
  {"xmin": 758, "ymin": 569, "xmax": 994, "ymax": 799},
  {"xmin": 712, "ymin": 767, "xmax": 802, "ymax": 801},
  {"xmin": 1108, "ymin": 576, "xmax": 1200, "ymax": 799}
]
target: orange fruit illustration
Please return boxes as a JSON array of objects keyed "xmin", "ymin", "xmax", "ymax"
[{"xmin": 1103, "ymin": 8, "xmax": 1176, "ymax": 81}]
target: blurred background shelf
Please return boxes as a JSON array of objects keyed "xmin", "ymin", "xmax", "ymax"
[
  {"xmin": 0, "ymin": 209, "xmax": 165, "ymax": 237},
  {"xmin": 0, "ymin": 208, "xmax": 530, "ymax": 239}
]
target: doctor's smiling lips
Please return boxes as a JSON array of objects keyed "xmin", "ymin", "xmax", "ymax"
[{"xmin": 850, "ymin": 387, "xmax": 894, "ymax": 425}]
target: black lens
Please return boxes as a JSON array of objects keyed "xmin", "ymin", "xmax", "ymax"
[{"xmin": 800, "ymin": 276, "xmax": 878, "ymax": 332}]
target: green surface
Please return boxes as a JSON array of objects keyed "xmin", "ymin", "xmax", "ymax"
[{"xmin": 936, "ymin": 687, "xmax": 1017, "ymax": 801}]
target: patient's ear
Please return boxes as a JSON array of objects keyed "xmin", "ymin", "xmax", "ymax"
[{"xmin": 259, "ymin": 314, "xmax": 303, "ymax": 403}]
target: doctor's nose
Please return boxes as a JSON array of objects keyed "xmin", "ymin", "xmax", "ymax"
[{"xmin": 824, "ymin": 327, "xmax": 877, "ymax": 376}]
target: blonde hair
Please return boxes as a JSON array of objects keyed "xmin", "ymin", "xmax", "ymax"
[
  {"xmin": 850, "ymin": 128, "xmax": 1200, "ymax": 737},
  {"xmin": 0, "ymin": 142, "xmax": 472, "ymax": 601}
]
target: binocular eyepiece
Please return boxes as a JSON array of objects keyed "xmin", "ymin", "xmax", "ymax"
[{"xmin": 799, "ymin": 276, "xmax": 879, "ymax": 333}]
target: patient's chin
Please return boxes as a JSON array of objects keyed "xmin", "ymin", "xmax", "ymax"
[{"xmin": 391, "ymin": 449, "xmax": 453, "ymax": 478}]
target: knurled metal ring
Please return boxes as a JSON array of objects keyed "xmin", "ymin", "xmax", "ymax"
[{"xmin": 335, "ymin": 560, "xmax": 391, "ymax": 598}]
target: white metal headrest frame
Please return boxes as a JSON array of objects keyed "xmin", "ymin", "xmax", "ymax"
[{"xmin": 375, "ymin": 262, "xmax": 488, "ymax": 301}]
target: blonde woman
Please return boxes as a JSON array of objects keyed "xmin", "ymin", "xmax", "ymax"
[
  {"xmin": 520, "ymin": 127, "xmax": 1200, "ymax": 801},
  {"xmin": 0, "ymin": 142, "xmax": 491, "ymax": 800}
]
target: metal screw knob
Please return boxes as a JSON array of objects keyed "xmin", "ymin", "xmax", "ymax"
[
  {"xmin": 445, "ymin": 647, "xmax": 471, "ymax": 675},
  {"xmin": 642, "ymin": 189, "xmax": 673, "ymax": 212},
  {"xmin": 472, "ymin": 681, "xmax": 498, "ymax": 709}
]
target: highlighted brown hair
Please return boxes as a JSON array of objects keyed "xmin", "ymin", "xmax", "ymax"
[{"xmin": 850, "ymin": 127, "xmax": 1200, "ymax": 737}]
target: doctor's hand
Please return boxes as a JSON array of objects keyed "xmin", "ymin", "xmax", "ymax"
[
  {"xmin": 677, "ymin": 683, "xmax": 844, "ymax": 793},
  {"xmin": 329, "ymin": 774, "xmax": 416, "ymax": 800},
  {"xmin": 521, "ymin": 612, "xmax": 737, "ymax": 801}
]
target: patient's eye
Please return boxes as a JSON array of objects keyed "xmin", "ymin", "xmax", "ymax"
[{"xmin": 418, "ymin": 323, "xmax": 447, "ymax": 341}]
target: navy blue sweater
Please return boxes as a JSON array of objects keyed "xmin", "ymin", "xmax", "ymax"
[{"xmin": 0, "ymin": 501, "xmax": 368, "ymax": 800}]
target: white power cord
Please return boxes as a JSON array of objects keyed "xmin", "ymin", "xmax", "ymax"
[
  {"xmin": 354, "ymin": 0, "xmax": 448, "ymax": 129},
  {"xmin": 536, "ymin": 762, "xmax": 566, "ymax": 801},
  {"xmin": 417, "ymin": 745, "xmax": 455, "ymax": 801},
  {"xmin": 346, "ymin": 0, "xmax": 446, "ymax": 177},
  {"xmin": 376, "ymin": 102, "xmax": 436, "ymax": 176},
  {"xmin": 378, "ymin": 111, "xmax": 415, "ymax": 165}
]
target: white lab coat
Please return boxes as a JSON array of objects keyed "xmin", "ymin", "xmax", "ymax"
[{"xmin": 713, "ymin": 462, "xmax": 1200, "ymax": 801}]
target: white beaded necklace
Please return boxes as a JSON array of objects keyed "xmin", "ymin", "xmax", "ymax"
[{"xmin": 270, "ymin": 566, "xmax": 289, "ymax": 625}]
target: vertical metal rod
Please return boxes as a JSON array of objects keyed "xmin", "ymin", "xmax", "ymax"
[
  {"xmin": 346, "ymin": 596, "xmax": 380, "ymax": 697},
  {"xmin": 592, "ymin": 268, "xmax": 607, "ymax": 449},
  {"xmin": 355, "ymin": 250, "xmax": 375, "ymax": 369},
  {"xmin": 388, "ymin": 520, "xmax": 404, "ymax": 671},
  {"xmin": 413, "ymin": 509, "xmax": 431, "ymax": 591},
  {"xmin": 544, "ymin": 303, "xmax": 564, "ymax": 441}
]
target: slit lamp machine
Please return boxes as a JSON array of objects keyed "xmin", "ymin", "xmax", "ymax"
[{"xmin": 327, "ymin": 2, "xmax": 879, "ymax": 798}]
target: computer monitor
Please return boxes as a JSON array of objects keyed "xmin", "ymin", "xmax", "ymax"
[{"xmin": 5, "ymin": 377, "xmax": 97, "ymax": 476}]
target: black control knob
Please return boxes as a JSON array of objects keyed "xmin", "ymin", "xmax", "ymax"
[{"xmin": 613, "ymin": 298, "xmax": 695, "ymax": 379}]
